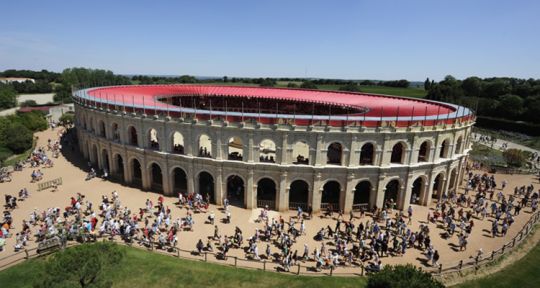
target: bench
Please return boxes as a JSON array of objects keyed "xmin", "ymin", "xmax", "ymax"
[
  {"xmin": 37, "ymin": 177, "xmax": 63, "ymax": 191},
  {"xmin": 37, "ymin": 236, "xmax": 62, "ymax": 253}
]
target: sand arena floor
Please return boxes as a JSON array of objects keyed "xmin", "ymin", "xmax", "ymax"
[{"xmin": 1, "ymin": 128, "xmax": 538, "ymax": 274}]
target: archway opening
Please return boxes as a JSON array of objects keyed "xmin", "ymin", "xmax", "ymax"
[
  {"xmin": 198, "ymin": 134, "xmax": 212, "ymax": 158},
  {"xmin": 292, "ymin": 141, "xmax": 309, "ymax": 164},
  {"xmin": 289, "ymin": 180, "xmax": 309, "ymax": 210},
  {"xmin": 327, "ymin": 142, "xmax": 343, "ymax": 165},
  {"xmin": 114, "ymin": 154, "xmax": 124, "ymax": 180},
  {"xmin": 131, "ymin": 159, "xmax": 142, "ymax": 187},
  {"xmin": 257, "ymin": 178, "xmax": 277, "ymax": 210},
  {"xmin": 149, "ymin": 128, "xmax": 159, "ymax": 150},
  {"xmin": 112, "ymin": 123, "xmax": 120, "ymax": 142},
  {"xmin": 449, "ymin": 169, "xmax": 457, "ymax": 193},
  {"xmin": 432, "ymin": 173, "xmax": 445, "ymax": 202},
  {"xmin": 321, "ymin": 181, "xmax": 341, "ymax": 211},
  {"xmin": 101, "ymin": 149, "xmax": 110, "ymax": 173},
  {"xmin": 418, "ymin": 141, "xmax": 430, "ymax": 162},
  {"xmin": 440, "ymin": 139, "xmax": 450, "ymax": 158},
  {"xmin": 172, "ymin": 167, "xmax": 188, "ymax": 197},
  {"xmin": 384, "ymin": 180, "xmax": 400, "ymax": 208},
  {"xmin": 360, "ymin": 143, "xmax": 375, "ymax": 165},
  {"xmin": 172, "ymin": 132, "xmax": 185, "ymax": 154},
  {"xmin": 227, "ymin": 175, "xmax": 244, "ymax": 208},
  {"xmin": 91, "ymin": 145, "xmax": 98, "ymax": 166},
  {"xmin": 353, "ymin": 181, "xmax": 371, "ymax": 211},
  {"xmin": 455, "ymin": 137, "xmax": 463, "ymax": 154},
  {"xmin": 128, "ymin": 126, "xmax": 138, "ymax": 146},
  {"xmin": 259, "ymin": 139, "xmax": 276, "ymax": 163},
  {"xmin": 98, "ymin": 121, "xmax": 106, "ymax": 137},
  {"xmin": 391, "ymin": 142, "xmax": 404, "ymax": 164},
  {"xmin": 411, "ymin": 177, "xmax": 424, "ymax": 204},
  {"xmin": 228, "ymin": 136, "xmax": 243, "ymax": 161},
  {"xmin": 198, "ymin": 172, "xmax": 215, "ymax": 204},
  {"xmin": 150, "ymin": 163, "xmax": 163, "ymax": 193}
]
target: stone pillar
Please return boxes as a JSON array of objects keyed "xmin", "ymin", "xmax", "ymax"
[
  {"xmin": 343, "ymin": 172, "xmax": 355, "ymax": 213},
  {"xmin": 123, "ymin": 153, "xmax": 131, "ymax": 184},
  {"xmin": 315, "ymin": 135, "xmax": 324, "ymax": 166},
  {"xmin": 188, "ymin": 170, "xmax": 196, "ymax": 195},
  {"xmin": 245, "ymin": 170, "xmax": 255, "ymax": 209},
  {"xmin": 425, "ymin": 173, "xmax": 435, "ymax": 205},
  {"xmin": 348, "ymin": 136, "xmax": 357, "ymax": 166},
  {"xmin": 369, "ymin": 186, "xmax": 377, "ymax": 210},
  {"xmin": 247, "ymin": 132, "xmax": 254, "ymax": 162},
  {"xmin": 162, "ymin": 164, "xmax": 172, "ymax": 196},
  {"xmin": 402, "ymin": 174, "xmax": 414, "ymax": 210},
  {"xmin": 142, "ymin": 162, "xmax": 151, "ymax": 190},
  {"xmin": 278, "ymin": 172, "xmax": 288, "ymax": 211},
  {"xmin": 379, "ymin": 135, "xmax": 390, "ymax": 166},
  {"xmin": 281, "ymin": 134, "xmax": 288, "ymax": 164},
  {"xmin": 215, "ymin": 134, "xmax": 221, "ymax": 160},
  {"xmin": 376, "ymin": 174, "xmax": 386, "ymax": 208},
  {"xmin": 311, "ymin": 172, "xmax": 323, "ymax": 212}
]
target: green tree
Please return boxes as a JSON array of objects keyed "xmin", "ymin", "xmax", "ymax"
[
  {"xmin": 339, "ymin": 83, "xmax": 361, "ymax": 92},
  {"xmin": 462, "ymin": 76, "xmax": 482, "ymax": 97},
  {"xmin": 287, "ymin": 82, "xmax": 298, "ymax": 88},
  {"xmin": 0, "ymin": 84, "xmax": 17, "ymax": 109},
  {"xmin": 19, "ymin": 100, "xmax": 38, "ymax": 107},
  {"xmin": 300, "ymin": 81, "xmax": 318, "ymax": 89},
  {"xmin": 424, "ymin": 77, "xmax": 431, "ymax": 91},
  {"xmin": 367, "ymin": 264, "xmax": 444, "ymax": 288},
  {"xmin": 498, "ymin": 94, "xmax": 524, "ymax": 119},
  {"xmin": 59, "ymin": 113, "xmax": 75, "ymax": 126},
  {"xmin": 36, "ymin": 242, "xmax": 125, "ymax": 288},
  {"xmin": 3, "ymin": 121, "xmax": 33, "ymax": 154},
  {"xmin": 503, "ymin": 148, "xmax": 526, "ymax": 167}
]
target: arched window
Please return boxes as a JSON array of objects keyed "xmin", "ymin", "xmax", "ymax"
[
  {"xmin": 360, "ymin": 143, "xmax": 374, "ymax": 165},
  {"xmin": 198, "ymin": 134, "xmax": 212, "ymax": 158},
  {"xmin": 148, "ymin": 128, "xmax": 159, "ymax": 150},
  {"xmin": 289, "ymin": 180, "xmax": 309, "ymax": 210},
  {"xmin": 257, "ymin": 178, "xmax": 277, "ymax": 210},
  {"xmin": 327, "ymin": 142, "xmax": 343, "ymax": 165},
  {"xmin": 228, "ymin": 136, "xmax": 243, "ymax": 161},
  {"xmin": 111, "ymin": 123, "xmax": 120, "ymax": 142},
  {"xmin": 455, "ymin": 136, "xmax": 463, "ymax": 154},
  {"xmin": 353, "ymin": 181, "xmax": 371, "ymax": 210},
  {"xmin": 259, "ymin": 139, "xmax": 276, "ymax": 163},
  {"xmin": 150, "ymin": 163, "xmax": 163, "ymax": 193},
  {"xmin": 292, "ymin": 141, "xmax": 309, "ymax": 164},
  {"xmin": 439, "ymin": 139, "xmax": 450, "ymax": 158},
  {"xmin": 418, "ymin": 141, "xmax": 430, "ymax": 162},
  {"xmin": 172, "ymin": 132, "xmax": 185, "ymax": 154},
  {"xmin": 390, "ymin": 142, "xmax": 405, "ymax": 164},
  {"xmin": 128, "ymin": 126, "xmax": 138, "ymax": 146},
  {"xmin": 98, "ymin": 120, "xmax": 106, "ymax": 138}
]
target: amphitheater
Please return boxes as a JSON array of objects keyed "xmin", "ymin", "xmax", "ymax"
[{"xmin": 73, "ymin": 85, "xmax": 475, "ymax": 213}]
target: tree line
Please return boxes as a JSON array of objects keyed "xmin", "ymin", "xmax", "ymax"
[
  {"xmin": 425, "ymin": 76, "xmax": 540, "ymax": 123},
  {"xmin": 0, "ymin": 69, "xmax": 60, "ymax": 94}
]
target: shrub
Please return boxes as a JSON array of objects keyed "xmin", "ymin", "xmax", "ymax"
[
  {"xmin": 19, "ymin": 99, "xmax": 38, "ymax": 107},
  {"xmin": 0, "ymin": 146, "xmax": 14, "ymax": 163},
  {"xmin": 59, "ymin": 112, "xmax": 75, "ymax": 126},
  {"xmin": 503, "ymin": 148, "xmax": 526, "ymax": 167},
  {"xmin": 14, "ymin": 111, "xmax": 48, "ymax": 132},
  {"xmin": 367, "ymin": 264, "xmax": 444, "ymax": 288},
  {"xmin": 3, "ymin": 122, "xmax": 33, "ymax": 154}
]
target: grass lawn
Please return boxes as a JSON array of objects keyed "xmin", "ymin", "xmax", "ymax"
[
  {"xmin": 456, "ymin": 241, "xmax": 540, "ymax": 288},
  {"xmin": 469, "ymin": 142, "xmax": 506, "ymax": 166},
  {"xmin": 0, "ymin": 245, "xmax": 366, "ymax": 288}
]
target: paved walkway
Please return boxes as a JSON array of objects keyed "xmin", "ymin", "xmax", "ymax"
[{"xmin": 472, "ymin": 133, "xmax": 539, "ymax": 155}]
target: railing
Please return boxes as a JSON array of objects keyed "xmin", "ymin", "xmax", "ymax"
[
  {"xmin": 256, "ymin": 200, "xmax": 276, "ymax": 210},
  {"xmin": 1, "ymin": 211, "xmax": 538, "ymax": 279},
  {"xmin": 352, "ymin": 203, "xmax": 369, "ymax": 212},
  {"xmin": 289, "ymin": 202, "xmax": 309, "ymax": 211}
]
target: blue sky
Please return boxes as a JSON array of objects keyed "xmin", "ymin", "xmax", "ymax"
[{"xmin": 1, "ymin": 0, "xmax": 539, "ymax": 80}]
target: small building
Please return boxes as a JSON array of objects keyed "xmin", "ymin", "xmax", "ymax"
[{"xmin": 0, "ymin": 77, "xmax": 35, "ymax": 84}]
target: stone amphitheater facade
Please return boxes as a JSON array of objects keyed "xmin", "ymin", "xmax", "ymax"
[{"xmin": 73, "ymin": 85, "xmax": 474, "ymax": 212}]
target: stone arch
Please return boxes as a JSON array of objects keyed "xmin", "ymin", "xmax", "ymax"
[
  {"xmin": 91, "ymin": 144, "xmax": 98, "ymax": 166},
  {"xmin": 411, "ymin": 176, "xmax": 426, "ymax": 204},
  {"xmin": 257, "ymin": 178, "xmax": 277, "ymax": 210},
  {"xmin": 198, "ymin": 134, "xmax": 212, "ymax": 158},
  {"xmin": 289, "ymin": 179, "xmax": 310, "ymax": 210},
  {"xmin": 130, "ymin": 157, "xmax": 143, "ymax": 187},
  {"xmin": 359, "ymin": 142, "xmax": 375, "ymax": 165},
  {"xmin": 321, "ymin": 180, "xmax": 341, "ymax": 211},
  {"xmin": 171, "ymin": 131, "xmax": 185, "ymax": 154},
  {"xmin": 455, "ymin": 136, "xmax": 463, "ymax": 154},
  {"xmin": 327, "ymin": 142, "xmax": 343, "ymax": 165},
  {"xmin": 353, "ymin": 180, "xmax": 372, "ymax": 210},
  {"xmin": 418, "ymin": 140, "xmax": 431, "ymax": 162},
  {"xmin": 384, "ymin": 179, "xmax": 401, "ymax": 208},
  {"xmin": 101, "ymin": 148, "xmax": 110, "ymax": 172},
  {"xmin": 148, "ymin": 162, "xmax": 163, "ymax": 193},
  {"xmin": 390, "ymin": 142, "xmax": 406, "ymax": 164},
  {"xmin": 292, "ymin": 140, "xmax": 309, "ymax": 164},
  {"xmin": 111, "ymin": 122, "xmax": 120, "ymax": 142},
  {"xmin": 432, "ymin": 172, "xmax": 445, "ymax": 202},
  {"xmin": 113, "ymin": 153, "xmax": 124, "ymax": 180},
  {"xmin": 171, "ymin": 166, "xmax": 188, "ymax": 197},
  {"xmin": 98, "ymin": 120, "xmax": 106, "ymax": 137},
  {"xmin": 148, "ymin": 128, "xmax": 160, "ymax": 150},
  {"xmin": 128, "ymin": 126, "xmax": 138, "ymax": 146},
  {"xmin": 228, "ymin": 136, "xmax": 243, "ymax": 161},
  {"xmin": 226, "ymin": 174, "xmax": 245, "ymax": 208},
  {"xmin": 197, "ymin": 171, "xmax": 215, "ymax": 204},
  {"xmin": 449, "ymin": 168, "xmax": 458, "ymax": 192},
  {"xmin": 259, "ymin": 139, "xmax": 276, "ymax": 163},
  {"xmin": 439, "ymin": 138, "xmax": 451, "ymax": 158}
]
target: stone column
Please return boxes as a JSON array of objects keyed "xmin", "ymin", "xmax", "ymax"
[
  {"xmin": 375, "ymin": 174, "xmax": 386, "ymax": 208},
  {"xmin": 162, "ymin": 164, "xmax": 172, "ymax": 196},
  {"xmin": 215, "ymin": 134, "xmax": 221, "ymax": 160},
  {"xmin": 343, "ymin": 172, "xmax": 355, "ymax": 213},
  {"xmin": 245, "ymin": 170, "xmax": 255, "ymax": 209},
  {"xmin": 379, "ymin": 135, "xmax": 390, "ymax": 166},
  {"xmin": 281, "ymin": 134, "xmax": 288, "ymax": 164},
  {"xmin": 348, "ymin": 136, "xmax": 357, "ymax": 166},
  {"xmin": 247, "ymin": 132, "xmax": 254, "ymax": 162},
  {"xmin": 278, "ymin": 171, "xmax": 288, "ymax": 211},
  {"xmin": 314, "ymin": 135, "xmax": 324, "ymax": 166},
  {"xmin": 402, "ymin": 174, "xmax": 414, "ymax": 210},
  {"xmin": 425, "ymin": 173, "xmax": 435, "ymax": 205},
  {"xmin": 311, "ymin": 172, "xmax": 323, "ymax": 212}
]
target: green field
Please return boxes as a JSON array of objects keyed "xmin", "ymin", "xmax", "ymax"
[
  {"xmin": 455, "ymin": 241, "xmax": 540, "ymax": 288},
  {"xmin": 0, "ymin": 246, "xmax": 365, "ymax": 288}
]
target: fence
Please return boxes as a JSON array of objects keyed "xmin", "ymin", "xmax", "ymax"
[
  {"xmin": 1, "ymin": 211, "xmax": 539, "ymax": 279},
  {"xmin": 256, "ymin": 200, "xmax": 276, "ymax": 210}
]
